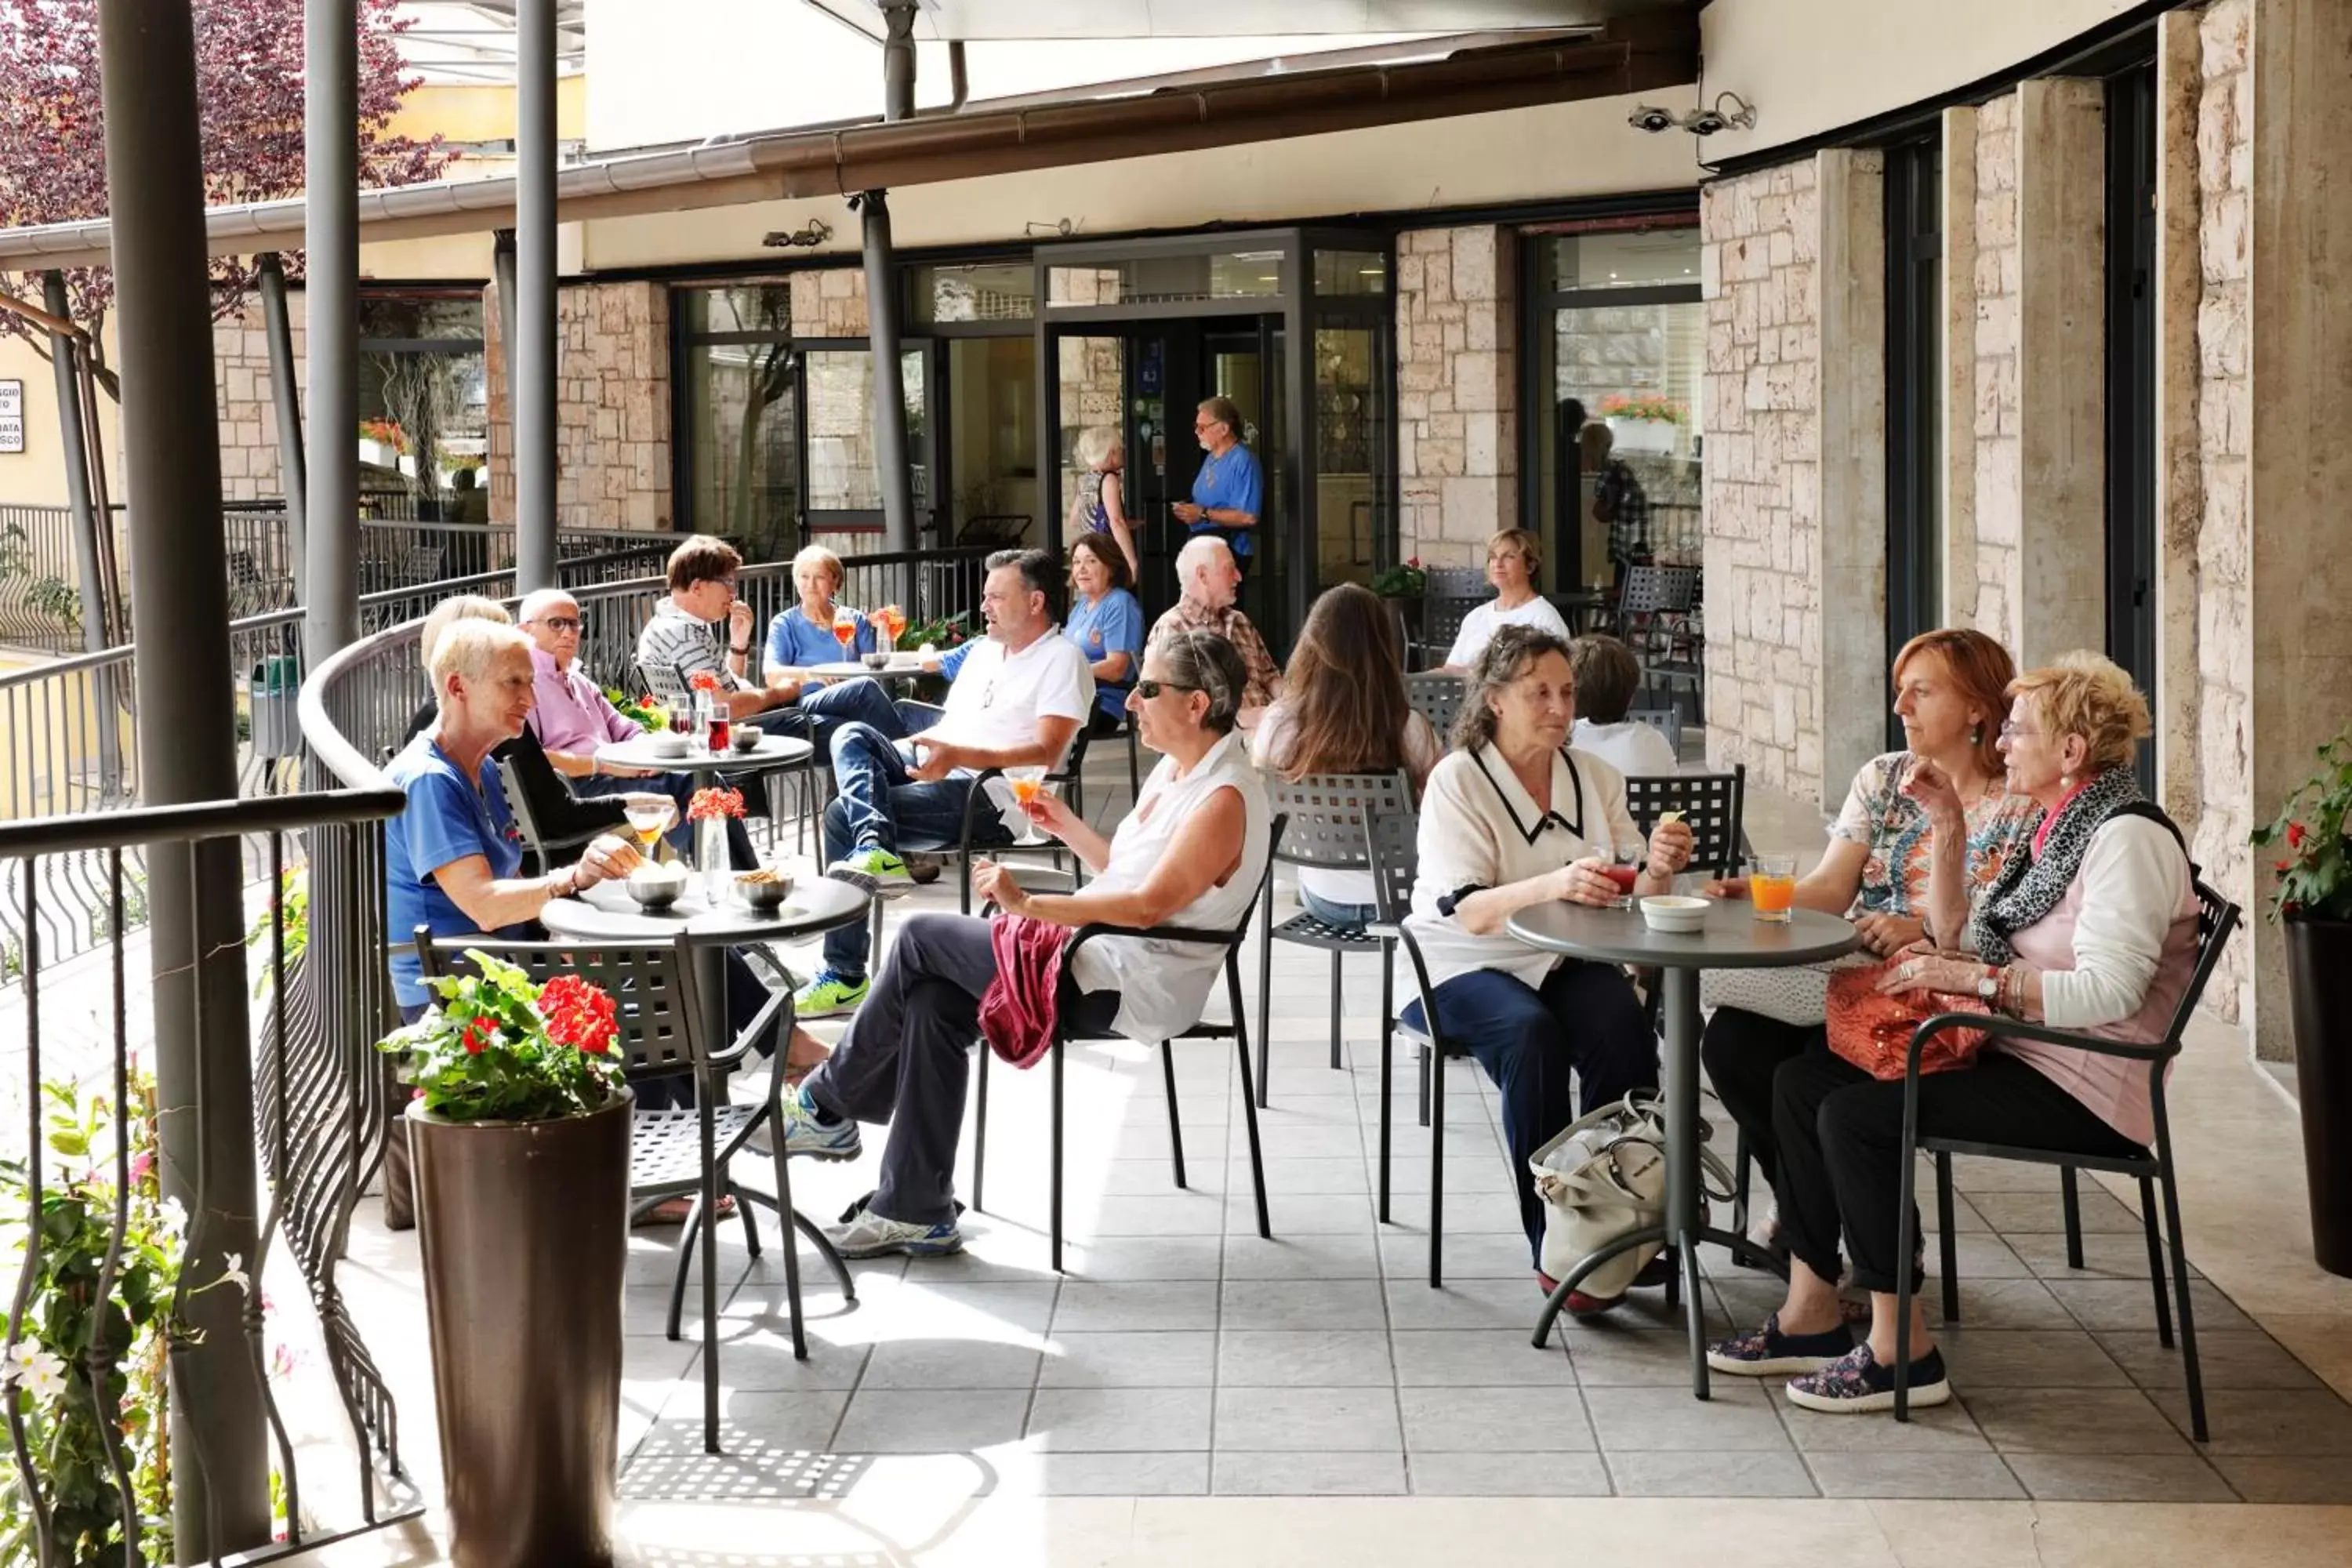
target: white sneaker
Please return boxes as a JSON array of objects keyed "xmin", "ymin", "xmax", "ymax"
[{"xmin": 824, "ymin": 1205, "xmax": 964, "ymax": 1259}]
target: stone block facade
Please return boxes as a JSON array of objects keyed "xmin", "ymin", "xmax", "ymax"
[
  {"xmin": 210, "ymin": 293, "xmax": 303, "ymax": 502},
  {"xmin": 1970, "ymin": 93, "xmax": 2023, "ymax": 644},
  {"xmin": 1396, "ymin": 227, "xmax": 1517, "ymax": 568},
  {"xmin": 485, "ymin": 278, "xmax": 675, "ymax": 533}
]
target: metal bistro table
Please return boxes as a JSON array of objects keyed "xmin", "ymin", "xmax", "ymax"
[
  {"xmin": 804, "ymin": 652, "xmax": 933, "ymax": 686},
  {"xmin": 596, "ymin": 728, "xmax": 812, "ymax": 788},
  {"xmin": 539, "ymin": 873, "xmax": 869, "ymax": 1422},
  {"xmin": 1506, "ymin": 898, "xmax": 1860, "ymax": 1396},
  {"xmin": 1546, "ymin": 589, "xmax": 1610, "ymax": 634}
]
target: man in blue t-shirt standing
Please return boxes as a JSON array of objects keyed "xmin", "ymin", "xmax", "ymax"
[{"xmin": 1171, "ymin": 395, "xmax": 1264, "ymax": 579}]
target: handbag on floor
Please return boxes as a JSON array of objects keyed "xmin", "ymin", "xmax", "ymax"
[
  {"xmin": 1822, "ymin": 963, "xmax": 1991, "ymax": 1080},
  {"xmin": 1530, "ymin": 1092, "xmax": 1732, "ymax": 1299}
]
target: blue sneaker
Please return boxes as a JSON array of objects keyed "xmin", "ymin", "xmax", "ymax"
[
  {"xmin": 825, "ymin": 1203, "xmax": 964, "ymax": 1259},
  {"xmin": 1784, "ymin": 1341, "xmax": 1951, "ymax": 1414},
  {"xmin": 776, "ymin": 1086, "xmax": 862, "ymax": 1162},
  {"xmin": 1706, "ymin": 1313, "xmax": 1856, "ymax": 1377}
]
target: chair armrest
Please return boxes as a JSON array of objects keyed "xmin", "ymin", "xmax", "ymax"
[
  {"xmin": 1904, "ymin": 1011, "xmax": 2173, "ymax": 1085},
  {"xmin": 710, "ymin": 967, "xmax": 792, "ymax": 1072},
  {"xmin": 1065, "ymin": 920, "xmax": 1238, "ymax": 963}
]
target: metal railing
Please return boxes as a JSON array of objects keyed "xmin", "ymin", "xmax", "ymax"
[{"xmin": 2, "ymin": 784, "xmax": 419, "ymax": 1564}]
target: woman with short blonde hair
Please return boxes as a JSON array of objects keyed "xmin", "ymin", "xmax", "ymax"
[
  {"xmin": 766, "ymin": 542, "xmax": 874, "ymax": 674},
  {"xmin": 1439, "ymin": 528, "xmax": 1570, "ymax": 673},
  {"xmin": 1066, "ymin": 427, "xmax": 1138, "ymax": 579}
]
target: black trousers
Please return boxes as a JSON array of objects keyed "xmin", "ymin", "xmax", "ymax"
[
  {"xmin": 1771, "ymin": 1042, "xmax": 2144, "ymax": 1294},
  {"xmin": 1699, "ymin": 1005, "xmax": 1820, "ymax": 1192}
]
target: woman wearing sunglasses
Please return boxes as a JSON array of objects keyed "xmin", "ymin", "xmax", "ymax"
[{"xmin": 771, "ymin": 630, "xmax": 1272, "ymax": 1261}]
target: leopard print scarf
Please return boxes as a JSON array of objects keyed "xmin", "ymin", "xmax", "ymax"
[{"xmin": 1968, "ymin": 764, "xmax": 2147, "ymax": 967}]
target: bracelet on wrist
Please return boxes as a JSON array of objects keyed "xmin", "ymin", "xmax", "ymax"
[{"xmin": 730, "ymin": 644, "xmax": 750, "ymax": 655}]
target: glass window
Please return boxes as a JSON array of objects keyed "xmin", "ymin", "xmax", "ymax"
[
  {"xmin": 1313, "ymin": 250, "xmax": 1388, "ymax": 296},
  {"xmin": 357, "ymin": 292, "xmax": 488, "ymax": 523},
  {"xmin": 680, "ymin": 284, "xmax": 793, "ymax": 336},
  {"xmin": 1047, "ymin": 250, "xmax": 1286, "ymax": 307},
  {"xmin": 908, "ymin": 262, "xmax": 1035, "ymax": 325},
  {"xmin": 804, "ymin": 348, "xmax": 927, "ymax": 516},
  {"xmin": 684, "ymin": 338, "xmax": 800, "ymax": 560},
  {"xmin": 1543, "ymin": 232, "xmax": 1702, "ymax": 292}
]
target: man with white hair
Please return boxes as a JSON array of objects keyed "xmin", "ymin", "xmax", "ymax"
[{"xmin": 1148, "ymin": 535, "xmax": 1280, "ymax": 729}]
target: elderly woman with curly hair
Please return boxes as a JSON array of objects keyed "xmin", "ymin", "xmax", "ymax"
[{"xmin": 1707, "ymin": 652, "xmax": 2198, "ymax": 1416}]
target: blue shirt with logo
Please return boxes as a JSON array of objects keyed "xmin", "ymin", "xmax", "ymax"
[
  {"xmin": 1189, "ymin": 443, "xmax": 1265, "ymax": 559},
  {"xmin": 766, "ymin": 605, "xmax": 876, "ymax": 669},
  {"xmin": 1063, "ymin": 588, "xmax": 1144, "ymax": 720},
  {"xmin": 383, "ymin": 732, "xmax": 529, "ymax": 1009}
]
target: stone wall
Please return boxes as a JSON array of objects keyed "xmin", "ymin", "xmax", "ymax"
[
  {"xmin": 210, "ymin": 294, "xmax": 303, "ymax": 503},
  {"xmin": 486, "ymin": 279, "xmax": 674, "ymax": 533},
  {"xmin": 1058, "ymin": 336, "xmax": 1122, "ymax": 548},
  {"xmin": 1970, "ymin": 92, "xmax": 2022, "ymax": 644},
  {"xmin": 1700, "ymin": 161, "xmax": 1828, "ymax": 804},
  {"xmin": 1396, "ymin": 227, "xmax": 1517, "ymax": 568}
]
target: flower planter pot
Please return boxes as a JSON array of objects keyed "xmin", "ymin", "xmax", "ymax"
[
  {"xmin": 408, "ymin": 1091, "xmax": 632, "ymax": 1567},
  {"xmin": 2288, "ymin": 918, "xmax": 2352, "ymax": 1277},
  {"xmin": 1606, "ymin": 416, "xmax": 1679, "ymax": 456}
]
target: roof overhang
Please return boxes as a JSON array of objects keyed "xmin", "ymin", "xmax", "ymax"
[
  {"xmin": 0, "ymin": 22, "xmax": 1694, "ymax": 271},
  {"xmin": 804, "ymin": 0, "xmax": 1678, "ymax": 42}
]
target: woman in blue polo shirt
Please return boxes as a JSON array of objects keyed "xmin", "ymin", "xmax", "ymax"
[
  {"xmin": 1172, "ymin": 395, "xmax": 1264, "ymax": 577},
  {"xmin": 765, "ymin": 543, "xmax": 877, "ymax": 672},
  {"xmin": 1062, "ymin": 533, "xmax": 1144, "ymax": 733}
]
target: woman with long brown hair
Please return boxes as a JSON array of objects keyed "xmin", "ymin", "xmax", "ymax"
[{"xmin": 1250, "ymin": 583, "xmax": 1441, "ymax": 931}]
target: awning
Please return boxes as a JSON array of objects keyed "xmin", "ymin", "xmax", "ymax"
[
  {"xmin": 0, "ymin": 22, "xmax": 1693, "ymax": 271},
  {"xmin": 805, "ymin": 0, "xmax": 1674, "ymax": 42}
]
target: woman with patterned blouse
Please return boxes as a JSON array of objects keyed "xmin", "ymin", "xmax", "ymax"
[{"xmin": 1700, "ymin": 629, "xmax": 2041, "ymax": 1210}]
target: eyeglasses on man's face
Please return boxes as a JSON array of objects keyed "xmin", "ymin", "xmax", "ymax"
[{"xmin": 532, "ymin": 615, "xmax": 583, "ymax": 633}]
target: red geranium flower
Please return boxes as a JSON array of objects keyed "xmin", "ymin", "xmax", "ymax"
[
  {"xmin": 539, "ymin": 975, "xmax": 619, "ymax": 1056},
  {"xmin": 2288, "ymin": 820, "xmax": 2308, "ymax": 849},
  {"xmin": 687, "ymin": 670, "xmax": 724, "ymax": 695},
  {"xmin": 2278, "ymin": 858, "xmax": 2293, "ymax": 874},
  {"xmin": 461, "ymin": 1017, "xmax": 498, "ymax": 1055}
]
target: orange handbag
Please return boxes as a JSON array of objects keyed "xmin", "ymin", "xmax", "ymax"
[{"xmin": 1824, "ymin": 963, "xmax": 1992, "ymax": 1081}]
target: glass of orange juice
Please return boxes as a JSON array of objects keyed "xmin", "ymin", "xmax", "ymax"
[
  {"xmin": 1006, "ymin": 764, "xmax": 1050, "ymax": 844},
  {"xmin": 1750, "ymin": 852, "xmax": 1798, "ymax": 924}
]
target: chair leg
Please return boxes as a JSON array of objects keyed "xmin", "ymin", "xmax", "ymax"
[
  {"xmin": 735, "ymin": 1164, "xmax": 764, "ymax": 1258},
  {"xmin": 1050, "ymin": 1032, "xmax": 1065, "ymax": 1274},
  {"xmin": 1417, "ymin": 1043, "xmax": 1432, "ymax": 1128},
  {"xmin": 971, "ymin": 1041, "xmax": 990, "ymax": 1214},
  {"xmin": 1936, "ymin": 1152, "xmax": 1960, "ymax": 1324},
  {"xmin": 665, "ymin": 1196, "xmax": 700, "ymax": 1341},
  {"xmin": 1254, "ymin": 894, "xmax": 1274, "ymax": 1110},
  {"xmin": 1377, "ymin": 946, "xmax": 1394, "ymax": 1226},
  {"xmin": 2140, "ymin": 1174, "xmax": 2175, "ymax": 1349},
  {"xmin": 1162, "ymin": 1041, "xmax": 1187, "ymax": 1190},
  {"xmin": 1730, "ymin": 1132, "xmax": 1755, "ymax": 1269},
  {"xmin": 2061, "ymin": 1167, "xmax": 2085, "ymax": 1270},
  {"xmin": 1896, "ymin": 1143, "xmax": 1921, "ymax": 1424},
  {"xmin": 699, "ymin": 1102, "xmax": 724, "ymax": 1452},
  {"xmin": 1234, "ymin": 1014, "xmax": 1272, "ymax": 1240},
  {"xmin": 2153, "ymin": 1148, "xmax": 2207, "ymax": 1440},
  {"xmin": 1428, "ymin": 1044, "xmax": 1446, "ymax": 1290},
  {"xmin": 1328, "ymin": 949, "xmax": 1345, "ymax": 1071},
  {"xmin": 766, "ymin": 1125, "xmax": 810, "ymax": 1366}
]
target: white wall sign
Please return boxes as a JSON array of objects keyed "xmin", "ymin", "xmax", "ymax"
[{"xmin": 0, "ymin": 380, "xmax": 22, "ymax": 454}]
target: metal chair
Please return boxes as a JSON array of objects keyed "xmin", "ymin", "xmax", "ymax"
[
  {"xmin": 1363, "ymin": 807, "xmax": 1466, "ymax": 1285},
  {"xmin": 496, "ymin": 754, "xmax": 605, "ymax": 874},
  {"xmin": 1621, "ymin": 767, "xmax": 1747, "ymax": 880},
  {"xmin": 1618, "ymin": 564, "xmax": 1704, "ymax": 717},
  {"xmin": 1405, "ymin": 670, "xmax": 1467, "ymax": 739},
  {"xmin": 1412, "ymin": 596, "xmax": 1484, "ymax": 671},
  {"xmin": 969, "ymin": 814, "xmax": 1287, "ymax": 1272},
  {"xmin": 413, "ymin": 932, "xmax": 853, "ymax": 1453},
  {"xmin": 1626, "ymin": 706, "xmax": 1682, "ymax": 761},
  {"xmin": 1251, "ymin": 771, "xmax": 1417, "ymax": 1108},
  {"xmin": 1892, "ymin": 880, "xmax": 2242, "ymax": 1436}
]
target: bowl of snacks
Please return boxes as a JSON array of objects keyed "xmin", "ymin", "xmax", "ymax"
[
  {"xmin": 626, "ymin": 859, "xmax": 690, "ymax": 912},
  {"xmin": 735, "ymin": 866, "xmax": 794, "ymax": 913},
  {"xmin": 729, "ymin": 725, "xmax": 764, "ymax": 753},
  {"xmin": 1639, "ymin": 895, "xmax": 1710, "ymax": 935},
  {"xmin": 862, "ymin": 651, "xmax": 893, "ymax": 670}
]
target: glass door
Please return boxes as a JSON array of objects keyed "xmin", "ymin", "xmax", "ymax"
[
  {"xmin": 1203, "ymin": 321, "xmax": 1284, "ymax": 641},
  {"xmin": 1312, "ymin": 311, "xmax": 1389, "ymax": 596}
]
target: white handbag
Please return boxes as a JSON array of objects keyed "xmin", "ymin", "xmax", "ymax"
[
  {"xmin": 1531, "ymin": 1092, "xmax": 1737, "ymax": 1298},
  {"xmin": 1698, "ymin": 950, "xmax": 1879, "ymax": 1027}
]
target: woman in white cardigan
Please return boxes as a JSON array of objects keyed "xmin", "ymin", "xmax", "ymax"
[{"xmin": 1404, "ymin": 625, "xmax": 1693, "ymax": 1310}]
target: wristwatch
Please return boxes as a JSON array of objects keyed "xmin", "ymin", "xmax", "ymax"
[{"xmin": 1976, "ymin": 971, "xmax": 2001, "ymax": 1004}]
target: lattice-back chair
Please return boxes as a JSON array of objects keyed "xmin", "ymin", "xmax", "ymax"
[
  {"xmin": 1413, "ymin": 597, "xmax": 1484, "ymax": 671},
  {"xmin": 400, "ymin": 544, "xmax": 447, "ymax": 587},
  {"xmin": 496, "ymin": 755, "xmax": 606, "ymax": 875},
  {"xmin": 1406, "ymin": 671, "xmax": 1468, "ymax": 740},
  {"xmin": 969, "ymin": 814, "xmax": 1289, "ymax": 1272},
  {"xmin": 1626, "ymin": 707, "xmax": 1682, "ymax": 763},
  {"xmin": 1425, "ymin": 566, "xmax": 1486, "ymax": 598},
  {"xmin": 412, "ymin": 931, "xmax": 851, "ymax": 1454},
  {"xmin": 1363, "ymin": 807, "xmax": 1472, "ymax": 1284},
  {"xmin": 1893, "ymin": 880, "xmax": 2242, "ymax": 1439},
  {"xmin": 1621, "ymin": 767, "xmax": 1747, "ymax": 880},
  {"xmin": 1250, "ymin": 771, "xmax": 1417, "ymax": 1108}
]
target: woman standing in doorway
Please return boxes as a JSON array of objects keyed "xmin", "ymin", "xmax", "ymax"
[
  {"xmin": 1172, "ymin": 396, "xmax": 1263, "ymax": 578},
  {"xmin": 1066, "ymin": 427, "xmax": 1140, "ymax": 582}
]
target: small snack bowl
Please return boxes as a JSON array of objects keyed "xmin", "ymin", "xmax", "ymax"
[
  {"xmin": 862, "ymin": 651, "xmax": 893, "ymax": 670},
  {"xmin": 1639, "ymin": 895, "xmax": 1711, "ymax": 935},
  {"xmin": 735, "ymin": 866, "xmax": 793, "ymax": 913},
  {"xmin": 647, "ymin": 732, "xmax": 690, "ymax": 760},
  {"xmin": 626, "ymin": 861, "xmax": 689, "ymax": 912},
  {"xmin": 729, "ymin": 725, "xmax": 765, "ymax": 753}
]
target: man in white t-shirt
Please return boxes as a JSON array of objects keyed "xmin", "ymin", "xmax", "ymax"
[{"xmin": 798, "ymin": 549, "xmax": 1094, "ymax": 1017}]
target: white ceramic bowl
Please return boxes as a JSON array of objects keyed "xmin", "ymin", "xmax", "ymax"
[
  {"xmin": 1639, "ymin": 895, "xmax": 1711, "ymax": 935},
  {"xmin": 647, "ymin": 732, "xmax": 689, "ymax": 759}
]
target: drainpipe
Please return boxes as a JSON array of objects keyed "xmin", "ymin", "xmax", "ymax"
[
  {"xmin": 303, "ymin": 0, "xmax": 358, "ymax": 669},
  {"xmin": 514, "ymin": 0, "xmax": 560, "ymax": 591},
  {"xmin": 949, "ymin": 41, "xmax": 968, "ymax": 112},
  {"xmin": 93, "ymin": 0, "xmax": 271, "ymax": 1553},
  {"xmin": 865, "ymin": 0, "xmax": 920, "ymax": 579},
  {"xmin": 42, "ymin": 270, "xmax": 108, "ymax": 656},
  {"xmin": 255, "ymin": 252, "xmax": 306, "ymax": 592}
]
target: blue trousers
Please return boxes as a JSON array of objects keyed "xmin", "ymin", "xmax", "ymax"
[
  {"xmin": 1406, "ymin": 960, "xmax": 1657, "ymax": 1259},
  {"xmin": 819, "ymin": 724, "xmax": 1013, "ymax": 978},
  {"xmin": 757, "ymin": 674, "xmax": 909, "ymax": 750}
]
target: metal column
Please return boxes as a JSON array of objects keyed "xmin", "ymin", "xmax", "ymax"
[
  {"xmin": 256, "ymin": 252, "xmax": 307, "ymax": 592},
  {"xmin": 514, "ymin": 0, "xmax": 559, "ymax": 591},
  {"xmin": 42, "ymin": 270, "xmax": 109, "ymax": 657},
  {"xmin": 303, "ymin": 0, "xmax": 358, "ymax": 666},
  {"xmin": 93, "ymin": 0, "xmax": 270, "ymax": 1552},
  {"xmin": 862, "ymin": 0, "xmax": 920, "ymax": 564}
]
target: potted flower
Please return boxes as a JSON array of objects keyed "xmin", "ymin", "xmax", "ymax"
[
  {"xmin": 377, "ymin": 953, "xmax": 630, "ymax": 1567},
  {"xmin": 2252, "ymin": 728, "xmax": 2352, "ymax": 1277},
  {"xmin": 687, "ymin": 786, "xmax": 746, "ymax": 897},
  {"xmin": 1598, "ymin": 392, "xmax": 1686, "ymax": 456},
  {"xmin": 1371, "ymin": 557, "xmax": 1428, "ymax": 642}
]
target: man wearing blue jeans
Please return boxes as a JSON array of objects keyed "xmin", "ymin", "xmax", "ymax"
[{"xmin": 796, "ymin": 549, "xmax": 1093, "ymax": 1018}]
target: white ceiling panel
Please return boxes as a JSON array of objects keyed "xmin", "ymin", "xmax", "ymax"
[{"xmin": 805, "ymin": 0, "xmax": 1647, "ymax": 40}]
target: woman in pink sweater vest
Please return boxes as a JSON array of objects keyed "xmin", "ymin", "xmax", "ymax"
[{"xmin": 1707, "ymin": 652, "xmax": 2196, "ymax": 1415}]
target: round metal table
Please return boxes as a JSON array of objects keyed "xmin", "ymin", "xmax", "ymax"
[
  {"xmin": 594, "ymin": 729, "xmax": 811, "ymax": 789},
  {"xmin": 540, "ymin": 873, "xmax": 869, "ymax": 1386},
  {"xmin": 1506, "ymin": 898, "xmax": 1859, "ymax": 1395},
  {"xmin": 804, "ymin": 653, "xmax": 932, "ymax": 684}
]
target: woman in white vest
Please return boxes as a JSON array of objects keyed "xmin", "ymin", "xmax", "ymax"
[
  {"xmin": 772, "ymin": 630, "xmax": 1271, "ymax": 1261},
  {"xmin": 1406, "ymin": 625, "xmax": 1693, "ymax": 1311}
]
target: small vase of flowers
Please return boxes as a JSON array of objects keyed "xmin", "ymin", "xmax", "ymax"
[{"xmin": 687, "ymin": 786, "xmax": 745, "ymax": 900}]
